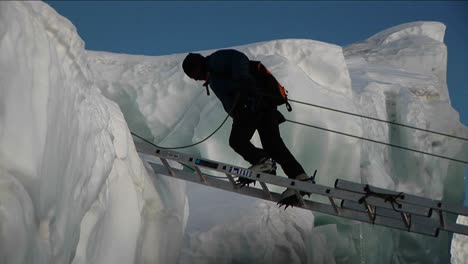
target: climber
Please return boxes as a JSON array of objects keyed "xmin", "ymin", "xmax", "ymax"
[{"xmin": 182, "ymin": 49, "xmax": 313, "ymax": 208}]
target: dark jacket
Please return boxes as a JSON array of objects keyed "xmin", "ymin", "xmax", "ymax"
[{"xmin": 205, "ymin": 49, "xmax": 258, "ymax": 116}]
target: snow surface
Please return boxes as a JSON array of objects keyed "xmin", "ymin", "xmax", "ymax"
[{"xmin": 0, "ymin": 1, "xmax": 467, "ymax": 264}]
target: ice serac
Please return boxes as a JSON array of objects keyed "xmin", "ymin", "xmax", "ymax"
[
  {"xmin": 179, "ymin": 202, "xmax": 314, "ymax": 264},
  {"xmin": 1, "ymin": 1, "xmax": 467, "ymax": 263},
  {"xmin": 74, "ymin": 16, "xmax": 468, "ymax": 263},
  {"xmin": 0, "ymin": 2, "xmax": 187, "ymax": 264},
  {"xmin": 89, "ymin": 37, "xmax": 361, "ymax": 263},
  {"xmin": 345, "ymin": 21, "xmax": 468, "ymax": 264}
]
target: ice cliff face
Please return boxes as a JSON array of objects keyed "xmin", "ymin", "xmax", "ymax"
[
  {"xmin": 0, "ymin": 2, "xmax": 186, "ymax": 264},
  {"xmin": 343, "ymin": 22, "xmax": 468, "ymax": 263},
  {"xmin": 0, "ymin": 1, "xmax": 467, "ymax": 264},
  {"xmin": 89, "ymin": 21, "xmax": 467, "ymax": 263},
  {"xmin": 344, "ymin": 21, "xmax": 463, "ymax": 199}
]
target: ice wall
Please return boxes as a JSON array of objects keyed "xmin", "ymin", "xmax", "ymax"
[
  {"xmin": 0, "ymin": 2, "xmax": 187, "ymax": 264},
  {"xmin": 88, "ymin": 20, "xmax": 468, "ymax": 264},
  {"xmin": 88, "ymin": 36, "xmax": 364, "ymax": 263},
  {"xmin": 1, "ymin": 1, "xmax": 467, "ymax": 263},
  {"xmin": 342, "ymin": 21, "xmax": 468, "ymax": 263}
]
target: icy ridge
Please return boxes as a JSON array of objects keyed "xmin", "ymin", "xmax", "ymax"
[
  {"xmin": 344, "ymin": 21, "xmax": 468, "ymax": 263},
  {"xmin": 345, "ymin": 21, "xmax": 448, "ymax": 100},
  {"xmin": 86, "ymin": 20, "xmax": 468, "ymax": 264},
  {"xmin": 368, "ymin": 21, "xmax": 445, "ymax": 45},
  {"xmin": 1, "ymin": 2, "xmax": 187, "ymax": 264},
  {"xmin": 88, "ymin": 36, "xmax": 363, "ymax": 264},
  {"xmin": 1, "ymin": 2, "xmax": 467, "ymax": 263}
]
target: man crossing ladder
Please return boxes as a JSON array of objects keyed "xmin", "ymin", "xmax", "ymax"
[{"xmin": 182, "ymin": 49, "xmax": 314, "ymax": 208}]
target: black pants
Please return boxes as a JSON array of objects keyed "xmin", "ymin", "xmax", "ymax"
[{"xmin": 229, "ymin": 108, "xmax": 306, "ymax": 179}]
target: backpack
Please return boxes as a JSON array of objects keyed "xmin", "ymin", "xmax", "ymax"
[{"xmin": 249, "ymin": 61, "xmax": 292, "ymax": 112}]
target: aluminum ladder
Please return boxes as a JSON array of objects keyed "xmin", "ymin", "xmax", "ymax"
[{"xmin": 136, "ymin": 142, "xmax": 468, "ymax": 237}]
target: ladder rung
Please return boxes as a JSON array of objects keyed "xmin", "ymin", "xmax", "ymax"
[
  {"xmin": 259, "ymin": 182, "xmax": 273, "ymax": 200},
  {"xmin": 160, "ymin": 158, "xmax": 177, "ymax": 177},
  {"xmin": 328, "ymin": 197, "xmax": 340, "ymax": 215},
  {"xmin": 148, "ymin": 161, "xmax": 272, "ymax": 200},
  {"xmin": 365, "ymin": 203, "xmax": 376, "ymax": 223},
  {"xmin": 224, "ymin": 173, "xmax": 238, "ymax": 189},
  {"xmin": 294, "ymin": 190, "xmax": 306, "ymax": 207},
  {"xmin": 194, "ymin": 166, "xmax": 207, "ymax": 183},
  {"xmin": 335, "ymin": 179, "xmax": 468, "ymax": 216},
  {"xmin": 401, "ymin": 212, "xmax": 411, "ymax": 229},
  {"xmin": 438, "ymin": 210, "xmax": 445, "ymax": 229},
  {"xmin": 342, "ymin": 200, "xmax": 405, "ymax": 220}
]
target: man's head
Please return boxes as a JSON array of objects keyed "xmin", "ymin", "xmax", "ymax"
[{"xmin": 182, "ymin": 53, "xmax": 207, "ymax": 81}]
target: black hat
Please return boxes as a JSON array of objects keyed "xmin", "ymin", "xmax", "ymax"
[{"xmin": 182, "ymin": 53, "xmax": 205, "ymax": 79}]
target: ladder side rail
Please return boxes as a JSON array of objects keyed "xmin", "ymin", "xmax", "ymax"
[
  {"xmin": 433, "ymin": 209, "xmax": 468, "ymax": 236},
  {"xmin": 224, "ymin": 170, "xmax": 433, "ymax": 217},
  {"xmin": 335, "ymin": 179, "xmax": 432, "ymax": 217},
  {"xmin": 335, "ymin": 179, "xmax": 430, "ymax": 206},
  {"xmin": 139, "ymin": 153, "xmax": 163, "ymax": 165},
  {"xmin": 361, "ymin": 196, "xmax": 430, "ymax": 217},
  {"xmin": 146, "ymin": 159, "xmax": 342, "ymax": 216},
  {"xmin": 143, "ymin": 156, "xmax": 441, "ymax": 237},
  {"xmin": 147, "ymin": 149, "xmax": 434, "ymax": 217},
  {"xmin": 309, "ymin": 198, "xmax": 439, "ymax": 236},
  {"xmin": 148, "ymin": 161, "xmax": 274, "ymax": 201},
  {"xmin": 438, "ymin": 203, "xmax": 468, "ymax": 217},
  {"xmin": 344, "ymin": 200, "xmax": 442, "ymax": 231},
  {"xmin": 342, "ymin": 199, "xmax": 408, "ymax": 220},
  {"xmin": 336, "ymin": 179, "xmax": 468, "ymax": 216},
  {"xmin": 140, "ymin": 146, "xmax": 468, "ymax": 216},
  {"xmin": 336, "ymin": 179, "xmax": 468, "ymax": 234},
  {"xmin": 137, "ymin": 145, "xmax": 466, "ymax": 237},
  {"xmin": 151, "ymin": 148, "xmax": 367, "ymax": 203},
  {"xmin": 134, "ymin": 141, "xmax": 158, "ymax": 157},
  {"xmin": 441, "ymin": 222, "xmax": 468, "ymax": 235},
  {"xmin": 394, "ymin": 193, "xmax": 468, "ymax": 217}
]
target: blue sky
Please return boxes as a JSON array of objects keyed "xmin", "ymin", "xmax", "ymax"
[{"xmin": 46, "ymin": 1, "xmax": 467, "ymax": 202}]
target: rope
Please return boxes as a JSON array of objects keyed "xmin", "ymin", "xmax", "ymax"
[
  {"xmin": 286, "ymin": 119, "xmax": 468, "ymax": 165},
  {"xmin": 288, "ymin": 98, "xmax": 468, "ymax": 142},
  {"xmin": 254, "ymin": 90, "xmax": 468, "ymax": 142},
  {"xmin": 130, "ymin": 92, "xmax": 241, "ymax": 150},
  {"xmin": 130, "ymin": 92, "xmax": 468, "ymax": 164},
  {"xmin": 131, "ymin": 113, "xmax": 229, "ymax": 150}
]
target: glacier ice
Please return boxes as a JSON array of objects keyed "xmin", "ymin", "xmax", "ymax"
[
  {"xmin": 0, "ymin": 1, "xmax": 467, "ymax": 264},
  {"xmin": 0, "ymin": 2, "xmax": 186, "ymax": 264}
]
